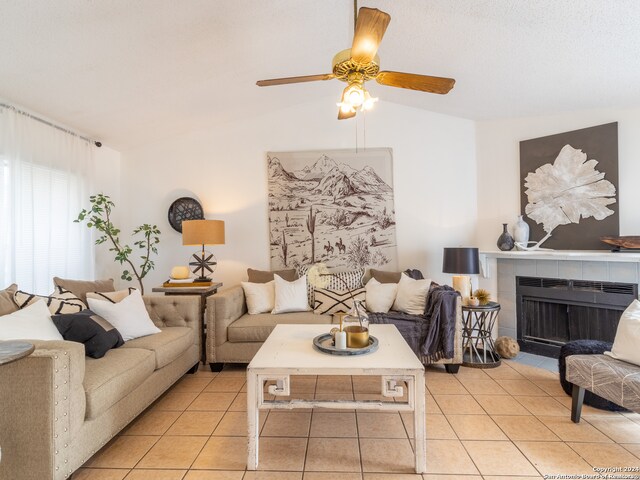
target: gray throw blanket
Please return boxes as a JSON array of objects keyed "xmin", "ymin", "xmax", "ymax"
[{"xmin": 368, "ymin": 284, "xmax": 459, "ymax": 363}]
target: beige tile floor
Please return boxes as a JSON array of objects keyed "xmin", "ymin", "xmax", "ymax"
[{"xmin": 75, "ymin": 359, "xmax": 640, "ymax": 480}]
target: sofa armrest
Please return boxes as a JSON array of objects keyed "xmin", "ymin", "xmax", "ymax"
[
  {"xmin": 144, "ymin": 295, "xmax": 201, "ymax": 350},
  {"xmin": 0, "ymin": 340, "xmax": 86, "ymax": 480},
  {"xmin": 206, "ymin": 285, "xmax": 247, "ymax": 363}
]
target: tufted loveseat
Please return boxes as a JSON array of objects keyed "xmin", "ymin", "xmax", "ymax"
[{"xmin": 0, "ymin": 295, "xmax": 201, "ymax": 480}]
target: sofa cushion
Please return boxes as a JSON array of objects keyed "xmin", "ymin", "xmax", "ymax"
[
  {"xmin": 84, "ymin": 347, "xmax": 155, "ymax": 419},
  {"xmin": 121, "ymin": 326, "xmax": 194, "ymax": 369},
  {"xmin": 228, "ymin": 312, "xmax": 331, "ymax": 343}
]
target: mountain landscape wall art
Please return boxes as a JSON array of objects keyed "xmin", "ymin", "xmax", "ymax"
[{"xmin": 267, "ymin": 148, "xmax": 398, "ymax": 271}]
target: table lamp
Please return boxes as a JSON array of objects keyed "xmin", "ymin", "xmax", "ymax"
[
  {"xmin": 182, "ymin": 219, "xmax": 225, "ymax": 282},
  {"xmin": 442, "ymin": 247, "xmax": 479, "ymax": 303}
]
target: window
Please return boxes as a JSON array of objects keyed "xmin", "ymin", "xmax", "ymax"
[{"xmin": 0, "ymin": 106, "xmax": 95, "ymax": 294}]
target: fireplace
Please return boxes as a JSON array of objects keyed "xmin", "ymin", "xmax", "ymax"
[{"xmin": 516, "ymin": 276, "xmax": 636, "ymax": 358}]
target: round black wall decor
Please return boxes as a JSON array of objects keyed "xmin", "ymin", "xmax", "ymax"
[{"xmin": 168, "ymin": 197, "xmax": 204, "ymax": 233}]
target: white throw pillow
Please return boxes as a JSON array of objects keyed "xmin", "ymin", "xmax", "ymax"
[
  {"xmin": 87, "ymin": 290, "xmax": 160, "ymax": 341},
  {"xmin": 392, "ymin": 273, "xmax": 432, "ymax": 315},
  {"xmin": 605, "ymin": 299, "xmax": 640, "ymax": 366},
  {"xmin": 0, "ymin": 299, "xmax": 63, "ymax": 341},
  {"xmin": 272, "ymin": 274, "xmax": 310, "ymax": 314},
  {"xmin": 241, "ymin": 281, "xmax": 275, "ymax": 314},
  {"xmin": 365, "ymin": 277, "xmax": 398, "ymax": 313}
]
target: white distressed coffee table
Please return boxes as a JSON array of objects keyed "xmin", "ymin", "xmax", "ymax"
[{"xmin": 246, "ymin": 323, "xmax": 426, "ymax": 473}]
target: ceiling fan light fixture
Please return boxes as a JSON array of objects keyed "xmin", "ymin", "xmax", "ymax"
[
  {"xmin": 361, "ymin": 90, "xmax": 378, "ymax": 111},
  {"xmin": 344, "ymin": 82, "xmax": 365, "ymax": 107}
]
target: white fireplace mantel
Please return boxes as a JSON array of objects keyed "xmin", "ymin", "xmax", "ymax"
[
  {"xmin": 481, "ymin": 250, "xmax": 640, "ymax": 263},
  {"xmin": 479, "ymin": 250, "xmax": 640, "ymax": 340}
]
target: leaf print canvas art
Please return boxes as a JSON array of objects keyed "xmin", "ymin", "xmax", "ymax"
[{"xmin": 519, "ymin": 122, "xmax": 619, "ymax": 250}]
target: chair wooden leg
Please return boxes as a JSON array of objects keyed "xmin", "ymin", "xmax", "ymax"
[{"xmin": 571, "ymin": 383, "xmax": 585, "ymax": 423}]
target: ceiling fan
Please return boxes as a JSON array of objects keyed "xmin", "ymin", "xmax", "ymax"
[{"xmin": 256, "ymin": 2, "xmax": 455, "ymax": 120}]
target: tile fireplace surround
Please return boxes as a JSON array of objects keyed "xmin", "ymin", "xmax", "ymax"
[{"xmin": 480, "ymin": 250, "xmax": 640, "ymax": 341}]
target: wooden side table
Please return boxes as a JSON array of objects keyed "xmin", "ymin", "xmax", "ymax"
[
  {"xmin": 152, "ymin": 282, "xmax": 222, "ymax": 364},
  {"xmin": 461, "ymin": 302, "xmax": 501, "ymax": 368},
  {"xmin": 0, "ymin": 341, "xmax": 35, "ymax": 463}
]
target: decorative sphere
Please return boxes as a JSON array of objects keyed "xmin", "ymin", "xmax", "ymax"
[
  {"xmin": 495, "ymin": 336, "xmax": 520, "ymax": 359},
  {"xmin": 170, "ymin": 266, "xmax": 190, "ymax": 280}
]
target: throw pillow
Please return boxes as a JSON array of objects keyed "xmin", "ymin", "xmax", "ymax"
[
  {"xmin": 0, "ymin": 283, "xmax": 19, "ymax": 316},
  {"xmin": 326, "ymin": 269, "xmax": 365, "ymax": 290},
  {"xmin": 14, "ymin": 286, "xmax": 86, "ymax": 314},
  {"xmin": 247, "ymin": 268, "xmax": 298, "ymax": 283},
  {"xmin": 86, "ymin": 288, "xmax": 137, "ymax": 304},
  {"xmin": 392, "ymin": 273, "xmax": 432, "ymax": 315},
  {"xmin": 605, "ymin": 299, "xmax": 640, "ymax": 366},
  {"xmin": 52, "ymin": 310, "xmax": 124, "ymax": 358},
  {"xmin": 296, "ymin": 264, "xmax": 316, "ymax": 307},
  {"xmin": 87, "ymin": 290, "xmax": 160, "ymax": 341},
  {"xmin": 0, "ymin": 299, "xmax": 63, "ymax": 341},
  {"xmin": 241, "ymin": 281, "xmax": 275, "ymax": 314},
  {"xmin": 365, "ymin": 277, "xmax": 398, "ymax": 313},
  {"xmin": 272, "ymin": 274, "xmax": 310, "ymax": 314},
  {"xmin": 313, "ymin": 287, "xmax": 366, "ymax": 315},
  {"xmin": 369, "ymin": 269, "xmax": 402, "ymax": 284},
  {"xmin": 53, "ymin": 277, "xmax": 115, "ymax": 303}
]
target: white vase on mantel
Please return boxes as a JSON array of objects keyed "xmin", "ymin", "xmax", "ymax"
[{"xmin": 513, "ymin": 215, "xmax": 530, "ymax": 251}]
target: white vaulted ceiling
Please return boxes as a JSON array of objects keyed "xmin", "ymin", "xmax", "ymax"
[{"xmin": 1, "ymin": 0, "xmax": 639, "ymax": 149}]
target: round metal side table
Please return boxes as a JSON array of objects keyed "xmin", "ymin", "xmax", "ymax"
[{"xmin": 461, "ymin": 302, "xmax": 501, "ymax": 368}]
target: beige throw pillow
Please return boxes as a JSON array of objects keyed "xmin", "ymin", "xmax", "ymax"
[
  {"xmin": 86, "ymin": 288, "xmax": 137, "ymax": 304},
  {"xmin": 605, "ymin": 299, "xmax": 640, "ymax": 367},
  {"xmin": 365, "ymin": 278, "xmax": 398, "ymax": 313},
  {"xmin": 0, "ymin": 283, "xmax": 19, "ymax": 316},
  {"xmin": 53, "ymin": 277, "xmax": 115, "ymax": 303},
  {"xmin": 247, "ymin": 268, "xmax": 298, "ymax": 283},
  {"xmin": 392, "ymin": 274, "xmax": 431, "ymax": 315},
  {"xmin": 241, "ymin": 281, "xmax": 275, "ymax": 314},
  {"xmin": 369, "ymin": 269, "xmax": 402, "ymax": 284}
]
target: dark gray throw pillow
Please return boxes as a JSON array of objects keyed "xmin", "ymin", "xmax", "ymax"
[{"xmin": 52, "ymin": 309, "xmax": 124, "ymax": 359}]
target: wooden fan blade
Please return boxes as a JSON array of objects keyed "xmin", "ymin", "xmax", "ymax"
[
  {"xmin": 256, "ymin": 73, "xmax": 334, "ymax": 87},
  {"xmin": 376, "ymin": 71, "xmax": 455, "ymax": 94},
  {"xmin": 351, "ymin": 7, "xmax": 391, "ymax": 65},
  {"xmin": 338, "ymin": 107, "xmax": 356, "ymax": 120}
]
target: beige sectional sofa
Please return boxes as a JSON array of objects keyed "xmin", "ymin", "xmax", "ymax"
[
  {"xmin": 205, "ymin": 284, "xmax": 463, "ymax": 372},
  {"xmin": 0, "ymin": 295, "xmax": 200, "ymax": 480}
]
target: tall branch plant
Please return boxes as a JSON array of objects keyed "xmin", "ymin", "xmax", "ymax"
[{"xmin": 76, "ymin": 194, "xmax": 160, "ymax": 294}]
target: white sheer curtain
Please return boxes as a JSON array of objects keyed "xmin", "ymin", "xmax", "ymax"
[{"xmin": 0, "ymin": 105, "xmax": 96, "ymax": 294}]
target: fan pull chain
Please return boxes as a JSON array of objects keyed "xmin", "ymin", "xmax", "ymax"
[
  {"xmin": 355, "ymin": 114, "xmax": 359, "ymax": 154},
  {"xmin": 363, "ymin": 107, "xmax": 366, "ymax": 151}
]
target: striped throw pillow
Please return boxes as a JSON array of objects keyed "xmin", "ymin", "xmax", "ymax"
[{"xmin": 14, "ymin": 285, "xmax": 86, "ymax": 314}]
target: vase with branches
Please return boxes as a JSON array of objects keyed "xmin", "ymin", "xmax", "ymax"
[{"xmin": 75, "ymin": 193, "xmax": 161, "ymax": 294}]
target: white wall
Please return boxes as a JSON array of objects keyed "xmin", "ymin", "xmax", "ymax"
[
  {"xmin": 476, "ymin": 107, "xmax": 640, "ymax": 251},
  {"xmin": 117, "ymin": 96, "xmax": 477, "ymax": 292}
]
